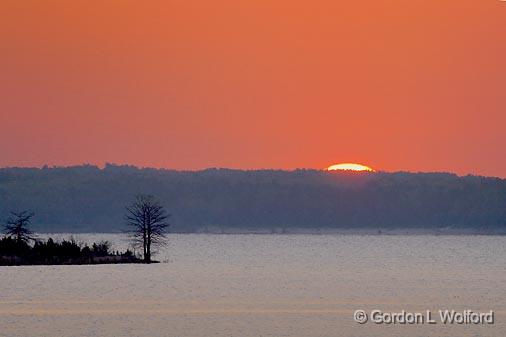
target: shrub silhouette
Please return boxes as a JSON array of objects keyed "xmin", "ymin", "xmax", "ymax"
[{"xmin": 0, "ymin": 236, "xmax": 139, "ymax": 265}]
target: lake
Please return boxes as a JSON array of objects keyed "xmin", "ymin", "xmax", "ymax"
[{"xmin": 1, "ymin": 234, "xmax": 505, "ymax": 337}]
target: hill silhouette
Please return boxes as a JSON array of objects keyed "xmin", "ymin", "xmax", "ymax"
[{"xmin": 1, "ymin": 164, "xmax": 505, "ymax": 233}]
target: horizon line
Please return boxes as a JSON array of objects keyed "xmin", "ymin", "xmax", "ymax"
[{"xmin": 0, "ymin": 163, "xmax": 502, "ymax": 179}]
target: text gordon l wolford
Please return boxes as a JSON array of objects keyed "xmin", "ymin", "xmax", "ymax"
[{"xmin": 353, "ymin": 309, "xmax": 494, "ymax": 325}]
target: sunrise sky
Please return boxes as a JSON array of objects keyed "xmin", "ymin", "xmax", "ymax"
[{"xmin": 1, "ymin": 1, "xmax": 505, "ymax": 176}]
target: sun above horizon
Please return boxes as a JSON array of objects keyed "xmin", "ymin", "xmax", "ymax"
[{"xmin": 326, "ymin": 163, "xmax": 375, "ymax": 172}]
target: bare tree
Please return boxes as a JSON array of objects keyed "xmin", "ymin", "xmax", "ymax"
[
  {"xmin": 4, "ymin": 211, "xmax": 36, "ymax": 243},
  {"xmin": 125, "ymin": 195, "xmax": 170, "ymax": 263}
]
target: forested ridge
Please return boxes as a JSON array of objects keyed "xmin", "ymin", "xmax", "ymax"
[{"xmin": 1, "ymin": 164, "xmax": 505, "ymax": 233}]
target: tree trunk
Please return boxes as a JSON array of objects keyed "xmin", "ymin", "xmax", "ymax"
[{"xmin": 146, "ymin": 231, "xmax": 151, "ymax": 263}]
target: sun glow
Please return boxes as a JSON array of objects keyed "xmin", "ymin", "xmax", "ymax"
[{"xmin": 326, "ymin": 163, "xmax": 375, "ymax": 172}]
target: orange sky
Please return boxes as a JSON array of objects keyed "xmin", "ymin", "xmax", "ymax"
[{"xmin": 1, "ymin": 1, "xmax": 505, "ymax": 177}]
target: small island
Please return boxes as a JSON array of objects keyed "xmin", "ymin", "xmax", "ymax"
[
  {"xmin": 0, "ymin": 195, "xmax": 169, "ymax": 266},
  {"xmin": 0, "ymin": 236, "xmax": 141, "ymax": 266},
  {"xmin": 0, "ymin": 209, "xmax": 142, "ymax": 265}
]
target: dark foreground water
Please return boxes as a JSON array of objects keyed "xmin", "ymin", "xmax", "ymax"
[{"xmin": 1, "ymin": 234, "xmax": 505, "ymax": 337}]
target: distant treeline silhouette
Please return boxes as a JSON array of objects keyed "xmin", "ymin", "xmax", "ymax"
[{"xmin": 1, "ymin": 164, "xmax": 506, "ymax": 232}]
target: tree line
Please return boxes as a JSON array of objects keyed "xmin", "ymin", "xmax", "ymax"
[{"xmin": 1, "ymin": 165, "xmax": 506, "ymax": 232}]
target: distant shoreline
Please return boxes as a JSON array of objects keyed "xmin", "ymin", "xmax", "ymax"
[
  {"xmin": 4, "ymin": 167, "xmax": 506, "ymax": 233},
  {"xmin": 190, "ymin": 227, "xmax": 506, "ymax": 235},
  {"xmin": 36, "ymin": 228, "xmax": 506, "ymax": 236}
]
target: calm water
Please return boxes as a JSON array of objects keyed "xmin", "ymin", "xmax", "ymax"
[{"xmin": 1, "ymin": 234, "xmax": 505, "ymax": 337}]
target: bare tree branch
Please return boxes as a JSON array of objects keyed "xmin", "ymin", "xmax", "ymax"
[
  {"xmin": 124, "ymin": 195, "xmax": 170, "ymax": 263},
  {"xmin": 4, "ymin": 211, "xmax": 36, "ymax": 243}
]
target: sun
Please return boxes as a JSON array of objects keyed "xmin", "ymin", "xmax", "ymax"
[{"xmin": 326, "ymin": 163, "xmax": 375, "ymax": 172}]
